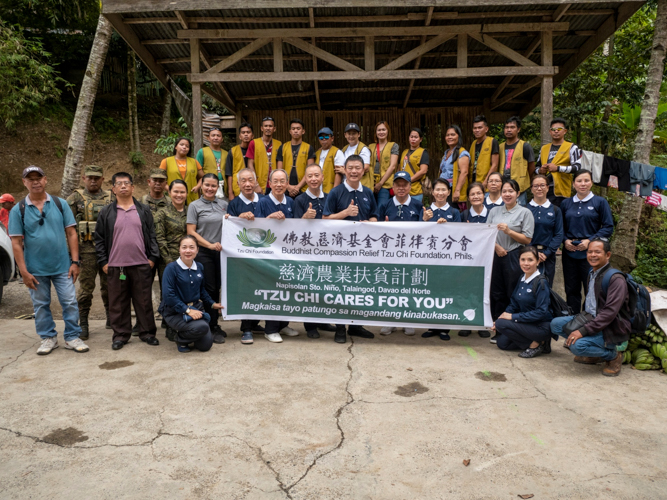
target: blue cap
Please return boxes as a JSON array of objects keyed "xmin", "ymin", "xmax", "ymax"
[
  {"xmin": 394, "ymin": 171, "xmax": 412, "ymax": 183},
  {"xmin": 317, "ymin": 127, "xmax": 334, "ymax": 136}
]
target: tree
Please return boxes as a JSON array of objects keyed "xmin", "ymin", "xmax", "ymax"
[
  {"xmin": 611, "ymin": 0, "xmax": 667, "ymax": 272},
  {"xmin": 160, "ymin": 91, "xmax": 172, "ymax": 137},
  {"xmin": 127, "ymin": 47, "xmax": 140, "ymax": 153},
  {"xmin": 60, "ymin": 14, "xmax": 113, "ymax": 198}
]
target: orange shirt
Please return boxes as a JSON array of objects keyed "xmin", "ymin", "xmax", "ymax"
[{"xmin": 159, "ymin": 157, "xmax": 202, "ymax": 179}]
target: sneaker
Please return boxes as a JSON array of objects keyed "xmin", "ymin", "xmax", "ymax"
[
  {"xmin": 64, "ymin": 337, "xmax": 89, "ymax": 353},
  {"xmin": 458, "ymin": 330, "xmax": 471, "ymax": 337},
  {"xmin": 280, "ymin": 326, "xmax": 299, "ymax": 337},
  {"xmin": 241, "ymin": 332, "xmax": 254, "ymax": 344},
  {"xmin": 404, "ymin": 328, "xmax": 416, "ymax": 336},
  {"xmin": 334, "ymin": 326, "xmax": 347, "ymax": 344},
  {"xmin": 439, "ymin": 332, "xmax": 451, "ymax": 341},
  {"xmin": 490, "ymin": 334, "xmax": 499, "ymax": 344},
  {"xmin": 213, "ymin": 333, "xmax": 226, "ymax": 344},
  {"xmin": 265, "ymin": 333, "xmax": 283, "ymax": 343},
  {"xmin": 37, "ymin": 337, "xmax": 58, "ymax": 355},
  {"xmin": 212, "ymin": 325, "xmax": 227, "ymax": 338},
  {"xmin": 349, "ymin": 326, "xmax": 374, "ymax": 339},
  {"xmin": 306, "ymin": 329, "xmax": 320, "ymax": 339},
  {"xmin": 380, "ymin": 327, "xmax": 396, "ymax": 336},
  {"xmin": 177, "ymin": 344, "xmax": 191, "ymax": 353},
  {"xmin": 518, "ymin": 345, "xmax": 544, "ymax": 358}
]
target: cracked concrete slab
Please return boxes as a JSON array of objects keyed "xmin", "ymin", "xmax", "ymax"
[{"xmin": 1, "ymin": 319, "xmax": 666, "ymax": 499}]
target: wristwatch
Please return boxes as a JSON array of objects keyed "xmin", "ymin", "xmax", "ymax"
[
  {"xmin": 71, "ymin": 260, "xmax": 80, "ymax": 266},
  {"xmin": 186, "ymin": 308, "xmax": 191, "ymax": 314}
]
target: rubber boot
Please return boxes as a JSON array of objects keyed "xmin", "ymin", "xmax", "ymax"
[{"xmin": 80, "ymin": 319, "xmax": 89, "ymax": 341}]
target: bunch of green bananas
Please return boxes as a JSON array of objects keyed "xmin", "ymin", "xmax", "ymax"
[{"xmin": 625, "ymin": 324, "xmax": 667, "ymax": 373}]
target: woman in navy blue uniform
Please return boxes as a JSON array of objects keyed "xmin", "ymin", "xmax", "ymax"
[
  {"xmin": 378, "ymin": 171, "xmax": 423, "ymax": 222},
  {"xmin": 494, "ymin": 246, "xmax": 553, "ymax": 358},
  {"xmin": 484, "ymin": 172, "xmax": 504, "ymax": 210},
  {"xmin": 461, "ymin": 182, "xmax": 490, "ymax": 224},
  {"xmin": 560, "ymin": 169, "xmax": 614, "ymax": 313},
  {"xmin": 526, "ymin": 174, "xmax": 563, "ymax": 286},
  {"xmin": 422, "ymin": 178, "xmax": 461, "ymax": 224}
]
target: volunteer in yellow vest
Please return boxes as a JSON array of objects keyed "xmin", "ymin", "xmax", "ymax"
[
  {"xmin": 499, "ymin": 116, "xmax": 536, "ymax": 206},
  {"xmin": 225, "ymin": 122, "xmax": 254, "ymax": 200},
  {"xmin": 440, "ymin": 125, "xmax": 471, "ymax": 210},
  {"xmin": 469, "ymin": 115, "xmax": 499, "ymax": 188},
  {"xmin": 247, "ymin": 116, "xmax": 281, "ymax": 195},
  {"xmin": 159, "ymin": 137, "xmax": 203, "ymax": 205},
  {"xmin": 196, "ymin": 127, "xmax": 228, "ymax": 190},
  {"xmin": 341, "ymin": 123, "xmax": 373, "ymax": 189},
  {"xmin": 276, "ymin": 119, "xmax": 316, "ymax": 198},
  {"xmin": 399, "ymin": 128, "xmax": 429, "ymax": 203},
  {"xmin": 536, "ymin": 117, "xmax": 582, "ymax": 207},
  {"xmin": 314, "ymin": 127, "xmax": 345, "ymax": 194},
  {"xmin": 369, "ymin": 120, "xmax": 399, "ymax": 207}
]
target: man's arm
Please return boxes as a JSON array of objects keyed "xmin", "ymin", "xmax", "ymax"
[
  {"xmin": 65, "ymin": 226, "xmax": 80, "ymax": 282},
  {"xmin": 11, "ymin": 236, "xmax": 38, "ymax": 290},
  {"xmin": 580, "ymin": 276, "xmax": 628, "ymax": 336}
]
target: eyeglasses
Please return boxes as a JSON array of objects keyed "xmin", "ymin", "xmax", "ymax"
[
  {"xmin": 550, "ymin": 127, "xmax": 565, "ymax": 132},
  {"xmin": 38, "ymin": 212, "xmax": 46, "ymax": 226},
  {"xmin": 318, "ymin": 135, "xmax": 331, "ymax": 140},
  {"xmin": 115, "ymin": 181, "xmax": 132, "ymax": 186},
  {"xmin": 532, "ymin": 184, "xmax": 548, "ymax": 189}
]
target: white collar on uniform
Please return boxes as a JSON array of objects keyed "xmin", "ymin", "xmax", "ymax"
[
  {"xmin": 269, "ymin": 192, "xmax": 286, "ymax": 205},
  {"xmin": 521, "ymin": 270, "xmax": 541, "ymax": 283},
  {"xmin": 306, "ymin": 188, "xmax": 324, "ymax": 199},
  {"xmin": 487, "ymin": 195, "xmax": 503, "ymax": 206},
  {"xmin": 574, "ymin": 192, "xmax": 594, "ymax": 203},
  {"xmin": 177, "ymin": 258, "xmax": 197, "ymax": 271},
  {"xmin": 431, "ymin": 202, "xmax": 450, "ymax": 211},
  {"xmin": 393, "ymin": 195, "xmax": 412, "ymax": 207},
  {"xmin": 343, "ymin": 180, "xmax": 363, "ymax": 193},
  {"xmin": 25, "ymin": 193, "xmax": 52, "ymax": 206},
  {"xmin": 239, "ymin": 192, "xmax": 259, "ymax": 204},
  {"xmin": 471, "ymin": 205, "xmax": 488, "ymax": 218},
  {"xmin": 529, "ymin": 199, "xmax": 551, "ymax": 208}
]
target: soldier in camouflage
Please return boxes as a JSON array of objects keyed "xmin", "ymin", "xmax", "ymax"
[
  {"xmin": 66, "ymin": 165, "xmax": 113, "ymax": 340},
  {"xmin": 141, "ymin": 168, "xmax": 171, "ymax": 213},
  {"xmin": 154, "ymin": 179, "xmax": 189, "ymax": 341}
]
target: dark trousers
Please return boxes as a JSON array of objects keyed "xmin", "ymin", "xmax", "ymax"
[
  {"xmin": 107, "ymin": 264, "xmax": 156, "ymax": 342},
  {"xmin": 491, "ymin": 248, "xmax": 523, "ymax": 321},
  {"xmin": 304, "ymin": 322, "xmax": 332, "ymax": 332},
  {"xmin": 562, "ymin": 252, "xmax": 592, "ymax": 314},
  {"xmin": 495, "ymin": 319, "xmax": 551, "ymax": 350},
  {"xmin": 241, "ymin": 319, "xmax": 260, "ymax": 332},
  {"xmin": 196, "ymin": 247, "xmax": 221, "ymax": 329},
  {"xmin": 164, "ymin": 313, "xmax": 213, "ymax": 351},
  {"xmin": 265, "ymin": 320, "xmax": 288, "ymax": 334},
  {"xmin": 538, "ymin": 252, "xmax": 557, "ymax": 287}
]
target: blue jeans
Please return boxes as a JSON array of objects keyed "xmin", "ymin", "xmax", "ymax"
[
  {"xmin": 550, "ymin": 316, "xmax": 618, "ymax": 361},
  {"xmin": 28, "ymin": 273, "xmax": 82, "ymax": 341},
  {"xmin": 376, "ymin": 188, "xmax": 391, "ymax": 208}
]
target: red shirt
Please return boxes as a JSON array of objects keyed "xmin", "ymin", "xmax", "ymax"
[{"xmin": 0, "ymin": 208, "xmax": 8, "ymax": 231}]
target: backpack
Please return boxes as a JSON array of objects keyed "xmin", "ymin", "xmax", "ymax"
[
  {"xmin": 601, "ymin": 269, "xmax": 651, "ymax": 334},
  {"xmin": 534, "ymin": 275, "xmax": 573, "ymax": 318},
  {"xmin": 18, "ymin": 195, "xmax": 64, "ymax": 227}
]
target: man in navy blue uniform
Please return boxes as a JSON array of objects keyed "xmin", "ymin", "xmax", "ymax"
[{"xmin": 378, "ymin": 171, "xmax": 424, "ymax": 221}]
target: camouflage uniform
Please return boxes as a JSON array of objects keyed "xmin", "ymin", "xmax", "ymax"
[
  {"xmin": 140, "ymin": 193, "xmax": 171, "ymax": 214},
  {"xmin": 66, "ymin": 166, "xmax": 112, "ymax": 338}
]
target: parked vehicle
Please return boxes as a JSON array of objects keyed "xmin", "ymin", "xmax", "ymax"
[{"xmin": 0, "ymin": 228, "xmax": 15, "ymax": 304}]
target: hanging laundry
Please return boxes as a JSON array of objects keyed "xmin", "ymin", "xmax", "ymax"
[
  {"xmin": 580, "ymin": 150, "xmax": 605, "ymax": 183},
  {"xmin": 599, "ymin": 156, "xmax": 631, "ymax": 192},
  {"xmin": 630, "ymin": 162, "xmax": 656, "ymax": 197},
  {"xmin": 647, "ymin": 191, "xmax": 667, "ymax": 212},
  {"xmin": 654, "ymin": 166, "xmax": 667, "ymax": 191}
]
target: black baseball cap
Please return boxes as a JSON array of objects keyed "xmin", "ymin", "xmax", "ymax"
[{"xmin": 344, "ymin": 123, "xmax": 360, "ymax": 133}]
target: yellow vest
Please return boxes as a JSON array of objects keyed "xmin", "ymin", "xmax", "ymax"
[
  {"xmin": 499, "ymin": 140, "xmax": 530, "ymax": 192},
  {"xmin": 400, "ymin": 147, "xmax": 426, "ymax": 196},
  {"xmin": 540, "ymin": 141, "xmax": 573, "ymax": 198},
  {"xmin": 450, "ymin": 147, "xmax": 469, "ymax": 202},
  {"xmin": 252, "ymin": 138, "xmax": 282, "ymax": 192},
  {"xmin": 369, "ymin": 141, "xmax": 396, "ymax": 189},
  {"xmin": 229, "ymin": 145, "xmax": 247, "ymax": 197},
  {"xmin": 282, "ymin": 142, "xmax": 311, "ymax": 193},
  {"xmin": 469, "ymin": 136, "xmax": 496, "ymax": 184},
  {"xmin": 165, "ymin": 156, "xmax": 199, "ymax": 204},
  {"xmin": 201, "ymin": 146, "xmax": 229, "ymax": 177},
  {"xmin": 342, "ymin": 142, "xmax": 373, "ymax": 189},
  {"xmin": 316, "ymin": 146, "xmax": 340, "ymax": 194}
]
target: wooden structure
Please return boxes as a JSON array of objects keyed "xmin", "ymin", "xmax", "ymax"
[{"xmin": 103, "ymin": 1, "xmax": 644, "ymax": 154}]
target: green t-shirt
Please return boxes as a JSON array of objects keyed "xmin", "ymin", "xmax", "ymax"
[{"xmin": 196, "ymin": 148, "xmax": 223, "ymax": 180}]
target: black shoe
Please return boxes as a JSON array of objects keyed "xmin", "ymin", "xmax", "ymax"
[
  {"xmin": 489, "ymin": 334, "xmax": 498, "ymax": 344},
  {"xmin": 478, "ymin": 330, "xmax": 490, "ymax": 338},
  {"xmin": 213, "ymin": 333, "xmax": 226, "ymax": 344},
  {"xmin": 142, "ymin": 336, "xmax": 160, "ymax": 346},
  {"xmin": 439, "ymin": 332, "xmax": 451, "ymax": 341},
  {"xmin": 334, "ymin": 327, "xmax": 347, "ymax": 344},
  {"xmin": 105, "ymin": 313, "xmax": 111, "ymax": 330},
  {"xmin": 458, "ymin": 330, "xmax": 471, "ymax": 337},
  {"xmin": 519, "ymin": 344, "xmax": 544, "ymax": 358},
  {"xmin": 348, "ymin": 326, "xmax": 374, "ymax": 339},
  {"xmin": 251, "ymin": 324, "xmax": 265, "ymax": 333},
  {"xmin": 421, "ymin": 330, "xmax": 439, "ymax": 338},
  {"xmin": 165, "ymin": 327, "xmax": 176, "ymax": 342},
  {"xmin": 212, "ymin": 325, "xmax": 227, "ymax": 338},
  {"xmin": 319, "ymin": 324, "xmax": 337, "ymax": 332},
  {"xmin": 112, "ymin": 340, "xmax": 125, "ymax": 350},
  {"xmin": 160, "ymin": 319, "xmax": 167, "ymax": 329},
  {"xmin": 543, "ymin": 339, "xmax": 552, "ymax": 354},
  {"xmin": 80, "ymin": 323, "xmax": 89, "ymax": 341},
  {"xmin": 306, "ymin": 329, "xmax": 320, "ymax": 339}
]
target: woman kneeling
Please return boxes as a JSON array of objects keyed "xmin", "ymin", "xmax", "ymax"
[
  {"xmin": 494, "ymin": 246, "xmax": 553, "ymax": 358},
  {"xmin": 159, "ymin": 235, "xmax": 223, "ymax": 353}
]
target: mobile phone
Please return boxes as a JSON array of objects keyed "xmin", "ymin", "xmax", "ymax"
[{"xmin": 572, "ymin": 240, "xmax": 582, "ymax": 246}]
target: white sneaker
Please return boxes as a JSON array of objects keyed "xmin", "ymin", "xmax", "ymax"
[
  {"xmin": 380, "ymin": 327, "xmax": 396, "ymax": 336},
  {"xmin": 280, "ymin": 326, "xmax": 299, "ymax": 337},
  {"xmin": 37, "ymin": 337, "xmax": 58, "ymax": 355},
  {"xmin": 65, "ymin": 338, "xmax": 89, "ymax": 353},
  {"xmin": 265, "ymin": 333, "xmax": 283, "ymax": 343},
  {"xmin": 404, "ymin": 328, "xmax": 416, "ymax": 336}
]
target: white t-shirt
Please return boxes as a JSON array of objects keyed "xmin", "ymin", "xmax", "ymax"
[
  {"xmin": 343, "ymin": 144, "xmax": 371, "ymax": 165},
  {"xmin": 319, "ymin": 148, "xmax": 346, "ymax": 169}
]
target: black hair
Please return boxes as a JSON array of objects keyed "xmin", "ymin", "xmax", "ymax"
[
  {"xmin": 169, "ymin": 179, "xmax": 188, "ymax": 191},
  {"xmin": 505, "ymin": 116, "xmax": 522, "ymax": 128},
  {"xmin": 501, "ymin": 178, "xmax": 521, "ymax": 194},
  {"xmin": 445, "ymin": 125, "xmax": 464, "ymax": 163},
  {"xmin": 531, "ymin": 174, "xmax": 549, "ymax": 186},
  {"xmin": 239, "ymin": 122, "xmax": 253, "ymax": 132},
  {"xmin": 290, "ymin": 119, "xmax": 305, "ymax": 128},
  {"xmin": 433, "ymin": 178, "xmax": 451, "ymax": 190},
  {"xmin": 467, "ymin": 181, "xmax": 485, "ymax": 199},
  {"xmin": 345, "ymin": 154, "xmax": 364, "ymax": 167},
  {"xmin": 473, "ymin": 114, "xmax": 488, "ymax": 126},
  {"xmin": 201, "ymin": 173, "xmax": 219, "ymax": 184},
  {"xmin": 112, "ymin": 172, "xmax": 133, "ymax": 185},
  {"xmin": 179, "ymin": 234, "xmax": 199, "ymax": 248},
  {"xmin": 550, "ymin": 117, "xmax": 568, "ymax": 128},
  {"xmin": 573, "ymin": 169, "xmax": 593, "ymax": 181},
  {"xmin": 589, "ymin": 236, "xmax": 611, "ymax": 253},
  {"xmin": 487, "ymin": 171, "xmax": 503, "ymax": 183},
  {"xmin": 410, "ymin": 127, "xmax": 423, "ymax": 139},
  {"xmin": 520, "ymin": 245, "xmax": 540, "ymax": 261},
  {"xmin": 172, "ymin": 137, "xmax": 193, "ymax": 156}
]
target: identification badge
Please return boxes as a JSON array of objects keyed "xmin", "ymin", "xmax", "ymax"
[{"xmin": 119, "ymin": 274, "xmax": 126, "ymax": 281}]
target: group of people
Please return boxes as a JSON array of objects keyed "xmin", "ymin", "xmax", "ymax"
[{"xmin": 6, "ymin": 114, "xmax": 630, "ymax": 375}]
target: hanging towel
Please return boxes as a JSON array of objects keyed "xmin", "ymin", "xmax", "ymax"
[
  {"xmin": 654, "ymin": 166, "xmax": 667, "ymax": 191},
  {"xmin": 630, "ymin": 162, "xmax": 656, "ymax": 197},
  {"xmin": 599, "ymin": 156, "xmax": 631, "ymax": 192},
  {"xmin": 646, "ymin": 191, "xmax": 667, "ymax": 212},
  {"xmin": 581, "ymin": 150, "xmax": 605, "ymax": 183}
]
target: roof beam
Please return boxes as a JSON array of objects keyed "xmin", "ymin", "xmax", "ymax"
[
  {"xmin": 308, "ymin": 8, "xmax": 321, "ymax": 111},
  {"xmin": 403, "ymin": 6, "xmax": 434, "ymax": 108},
  {"xmin": 490, "ymin": 76, "xmax": 542, "ymax": 110},
  {"xmin": 379, "ymin": 33, "xmax": 455, "ymax": 71},
  {"xmin": 552, "ymin": 3, "xmax": 572, "ymax": 22},
  {"xmin": 467, "ymin": 33, "xmax": 538, "ymax": 66},
  {"xmin": 204, "ymin": 38, "xmax": 271, "ymax": 74},
  {"xmin": 283, "ymin": 37, "xmax": 362, "ymax": 71}
]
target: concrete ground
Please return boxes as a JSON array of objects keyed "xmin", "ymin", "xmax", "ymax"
[{"xmin": 1, "ymin": 319, "xmax": 666, "ymax": 500}]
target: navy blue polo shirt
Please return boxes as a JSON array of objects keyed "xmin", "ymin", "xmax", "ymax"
[
  {"xmin": 227, "ymin": 192, "xmax": 262, "ymax": 217},
  {"xmin": 484, "ymin": 194, "xmax": 504, "ymax": 210},
  {"xmin": 294, "ymin": 189, "xmax": 327, "ymax": 219},
  {"xmin": 378, "ymin": 196, "xmax": 423, "ymax": 222},
  {"xmin": 161, "ymin": 258, "xmax": 214, "ymax": 315},
  {"xmin": 461, "ymin": 205, "xmax": 490, "ymax": 224},
  {"xmin": 560, "ymin": 192, "xmax": 614, "ymax": 259},
  {"xmin": 527, "ymin": 199, "xmax": 563, "ymax": 257},
  {"xmin": 427, "ymin": 202, "xmax": 461, "ymax": 223},
  {"xmin": 506, "ymin": 271, "xmax": 553, "ymax": 323},
  {"xmin": 257, "ymin": 192, "xmax": 294, "ymax": 218},
  {"xmin": 323, "ymin": 181, "xmax": 378, "ymax": 221}
]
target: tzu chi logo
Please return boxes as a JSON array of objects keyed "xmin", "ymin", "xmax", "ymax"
[{"xmin": 237, "ymin": 228, "xmax": 278, "ymax": 248}]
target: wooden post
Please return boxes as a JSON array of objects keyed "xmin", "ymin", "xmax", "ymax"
[
  {"xmin": 274, "ymin": 38, "xmax": 283, "ymax": 72},
  {"xmin": 540, "ymin": 30, "xmax": 553, "ymax": 145},
  {"xmin": 365, "ymin": 36, "xmax": 375, "ymax": 71},
  {"xmin": 457, "ymin": 34, "xmax": 467, "ymax": 68},
  {"xmin": 190, "ymin": 38, "xmax": 203, "ymax": 154}
]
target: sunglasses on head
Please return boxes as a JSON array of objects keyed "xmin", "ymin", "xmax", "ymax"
[
  {"xmin": 262, "ymin": 117, "xmax": 274, "ymax": 123},
  {"xmin": 318, "ymin": 135, "xmax": 331, "ymax": 140}
]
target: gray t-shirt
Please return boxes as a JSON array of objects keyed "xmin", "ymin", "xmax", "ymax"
[
  {"xmin": 486, "ymin": 204, "xmax": 535, "ymax": 252},
  {"xmin": 187, "ymin": 197, "xmax": 228, "ymax": 244}
]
